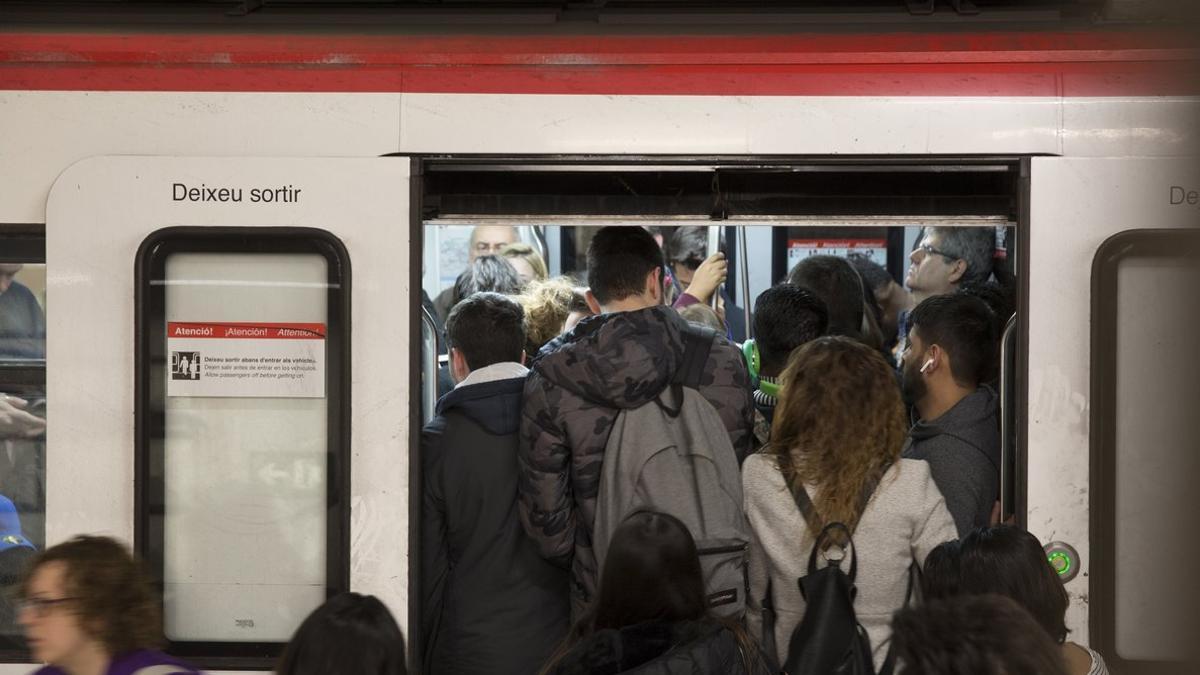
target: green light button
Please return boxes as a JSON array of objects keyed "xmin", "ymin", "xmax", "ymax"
[{"xmin": 1044, "ymin": 542, "xmax": 1081, "ymax": 583}]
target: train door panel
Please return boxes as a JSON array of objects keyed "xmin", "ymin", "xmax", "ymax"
[
  {"xmin": 41, "ymin": 156, "xmax": 414, "ymax": 672},
  {"xmin": 1028, "ymin": 156, "xmax": 1199, "ymax": 669}
]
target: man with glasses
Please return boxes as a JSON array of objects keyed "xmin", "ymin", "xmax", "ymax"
[
  {"xmin": 898, "ymin": 227, "xmax": 997, "ymax": 359},
  {"xmin": 433, "ymin": 225, "xmax": 520, "ymax": 322},
  {"xmin": 905, "ymin": 227, "xmax": 996, "ymax": 306}
]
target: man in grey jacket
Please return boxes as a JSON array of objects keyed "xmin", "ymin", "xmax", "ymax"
[{"xmin": 900, "ymin": 293, "xmax": 1000, "ymax": 537}]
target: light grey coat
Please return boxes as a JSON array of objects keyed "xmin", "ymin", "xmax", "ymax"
[{"xmin": 743, "ymin": 455, "xmax": 957, "ymax": 670}]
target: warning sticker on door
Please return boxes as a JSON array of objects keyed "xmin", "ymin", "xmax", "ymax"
[{"xmin": 167, "ymin": 322, "xmax": 326, "ymax": 398}]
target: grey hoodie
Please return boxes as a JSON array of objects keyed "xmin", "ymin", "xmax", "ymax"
[{"xmin": 903, "ymin": 386, "xmax": 1000, "ymax": 537}]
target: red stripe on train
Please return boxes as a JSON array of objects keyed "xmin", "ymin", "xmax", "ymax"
[{"xmin": 1, "ymin": 30, "xmax": 1196, "ymax": 96}]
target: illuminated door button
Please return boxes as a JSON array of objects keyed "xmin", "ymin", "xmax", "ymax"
[{"xmin": 1044, "ymin": 541, "xmax": 1081, "ymax": 583}]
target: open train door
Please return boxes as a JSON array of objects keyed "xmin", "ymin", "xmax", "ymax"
[
  {"xmin": 44, "ymin": 156, "xmax": 417, "ymax": 671},
  {"xmin": 1028, "ymin": 156, "xmax": 1200, "ymax": 674}
]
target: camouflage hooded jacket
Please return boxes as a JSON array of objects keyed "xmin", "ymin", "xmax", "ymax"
[{"xmin": 518, "ymin": 305, "xmax": 754, "ymax": 616}]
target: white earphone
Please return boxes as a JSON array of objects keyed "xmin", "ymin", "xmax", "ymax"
[{"xmin": 919, "ymin": 359, "xmax": 935, "ymax": 374}]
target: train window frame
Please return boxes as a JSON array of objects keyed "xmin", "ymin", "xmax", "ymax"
[
  {"xmin": 0, "ymin": 227, "xmax": 46, "ymax": 662},
  {"xmin": 1089, "ymin": 228, "xmax": 1200, "ymax": 675},
  {"xmin": 409, "ymin": 155, "xmax": 1031, "ymax": 671},
  {"xmin": 134, "ymin": 226, "xmax": 351, "ymax": 671},
  {"xmin": 0, "ymin": 232, "xmax": 47, "ymax": 388}
]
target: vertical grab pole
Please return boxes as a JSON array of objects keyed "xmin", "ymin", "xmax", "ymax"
[
  {"xmin": 528, "ymin": 225, "xmax": 549, "ymax": 263},
  {"xmin": 999, "ymin": 313, "xmax": 1018, "ymax": 518},
  {"xmin": 420, "ymin": 305, "xmax": 441, "ymax": 425},
  {"xmin": 739, "ymin": 226, "xmax": 752, "ymax": 340},
  {"xmin": 708, "ymin": 226, "xmax": 723, "ymax": 310}
]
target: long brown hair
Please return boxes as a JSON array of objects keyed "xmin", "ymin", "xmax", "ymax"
[{"xmin": 767, "ymin": 336, "xmax": 907, "ymax": 536}]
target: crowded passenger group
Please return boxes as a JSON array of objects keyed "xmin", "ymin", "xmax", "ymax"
[{"xmin": 2, "ymin": 224, "xmax": 1101, "ymax": 675}]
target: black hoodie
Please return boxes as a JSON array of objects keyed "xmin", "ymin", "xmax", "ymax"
[
  {"xmin": 421, "ymin": 374, "xmax": 570, "ymax": 675},
  {"xmin": 903, "ymin": 386, "xmax": 1000, "ymax": 537}
]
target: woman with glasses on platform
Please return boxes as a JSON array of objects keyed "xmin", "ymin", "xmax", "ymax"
[{"xmin": 18, "ymin": 535, "xmax": 199, "ymax": 675}]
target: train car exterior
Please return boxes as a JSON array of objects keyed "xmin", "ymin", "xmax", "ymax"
[{"xmin": 1, "ymin": 23, "xmax": 1198, "ymax": 674}]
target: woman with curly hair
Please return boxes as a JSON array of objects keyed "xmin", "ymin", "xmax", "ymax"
[
  {"xmin": 18, "ymin": 535, "xmax": 199, "ymax": 675},
  {"xmin": 742, "ymin": 336, "xmax": 956, "ymax": 670}
]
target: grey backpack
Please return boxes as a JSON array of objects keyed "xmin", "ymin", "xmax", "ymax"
[{"xmin": 593, "ymin": 324, "xmax": 750, "ymax": 617}]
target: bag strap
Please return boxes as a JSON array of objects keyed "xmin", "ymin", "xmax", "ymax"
[
  {"xmin": 658, "ymin": 323, "xmax": 716, "ymax": 417},
  {"xmin": 672, "ymin": 323, "xmax": 716, "ymax": 390},
  {"xmin": 807, "ymin": 522, "xmax": 859, "ymax": 580},
  {"xmin": 760, "ymin": 578, "xmax": 779, "ymax": 668},
  {"xmin": 776, "ymin": 455, "xmax": 891, "ymax": 580}
]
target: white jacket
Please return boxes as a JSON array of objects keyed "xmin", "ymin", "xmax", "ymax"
[{"xmin": 743, "ymin": 455, "xmax": 957, "ymax": 670}]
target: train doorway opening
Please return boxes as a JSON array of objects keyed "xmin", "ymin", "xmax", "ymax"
[{"xmin": 411, "ymin": 155, "xmax": 1030, "ymax": 667}]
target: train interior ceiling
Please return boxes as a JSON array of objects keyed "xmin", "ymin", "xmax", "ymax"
[{"xmin": 417, "ymin": 156, "xmax": 1027, "ymax": 509}]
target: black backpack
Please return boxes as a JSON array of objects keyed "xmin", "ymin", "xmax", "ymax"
[{"xmin": 761, "ymin": 461, "xmax": 899, "ymax": 675}]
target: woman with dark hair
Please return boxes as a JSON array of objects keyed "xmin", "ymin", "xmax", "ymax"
[
  {"xmin": 891, "ymin": 594, "xmax": 1069, "ymax": 675},
  {"xmin": 18, "ymin": 535, "xmax": 200, "ymax": 675},
  {"xmin": 540, "ymin": 511, "xmax": 769, "ymax": 675},
  {"xmin": 742, "ymin": 336, "xmax": 957, "ymax": 670},
  {"xmin": 277, "ymin": 592, "xmax": 407, "ymax": 675},
  {"xmin": 921, "ymin": 526, "xmax": 1109, "ymax": 675}
]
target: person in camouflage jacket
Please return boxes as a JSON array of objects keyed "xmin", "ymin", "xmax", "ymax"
[{"xmin": 518, "ymin": 227, "xmax": 753, "ymax": 619}]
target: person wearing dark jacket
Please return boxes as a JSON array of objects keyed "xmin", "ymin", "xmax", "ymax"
[
  {"xmin": 421, "ymin": 292, "xmax": 569, "ymax": 675},
  {"xmin": 540, "ymin": 512, "xmax": 770, "ymax": 675},
  {"xmin": 747, "ymin": 285, "xmax": 828, "ymax": 451},
  {"xmin": 900, "ymin": 293, "xmax": 1001, "ymax": 537},
  {"xmin": 521, "ymin": 227, "xmax": 753, "ymax": 619}
]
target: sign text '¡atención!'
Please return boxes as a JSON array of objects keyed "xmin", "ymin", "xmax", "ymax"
[{"xmin": 172, "ymin": 183, "xmax": 302, "ymax": 204}]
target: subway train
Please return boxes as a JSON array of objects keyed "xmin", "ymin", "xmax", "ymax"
[{"xmin": 1, "ymin": 3, "xmax": 1198, "ymax": 673}]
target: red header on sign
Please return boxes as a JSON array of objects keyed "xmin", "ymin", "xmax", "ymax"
[
  {"xmin": 167, "ymin": 322, "xmax": 327, "ymax": 340},
  {"xmin": 789, "ymin": 239, "xmax": 887, "ymax": 249}
]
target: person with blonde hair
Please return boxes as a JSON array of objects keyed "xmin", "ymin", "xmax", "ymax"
[
  {"xmin": 519, "ymin": 277, "xmax": 576, "ymax": 358},
  {"xmin": 18, "ymin": 535, "xmax": 199, "ymax": 675},
  {"xmin": 742, "ymin": 337, "xmax": 956, "ymax": 670},
  {"xmin": 499, "ymin": 242, "xmax": 548, "ymax": 286}
]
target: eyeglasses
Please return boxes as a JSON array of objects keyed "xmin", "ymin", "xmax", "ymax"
[
  {"xmin": 17, "ymin": 596, "xmax": 77, "ymax": 617},
  {"xmin": 916, "ymin": 243, "xmax": 958, "ymax": 261}
]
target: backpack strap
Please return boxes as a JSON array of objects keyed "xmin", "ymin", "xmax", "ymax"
[
  {"xmin": 672, "ymin": 323, "xmax": 716, "ymax": 390},
  {"xmin": 776, "ymin": 456, "xmax": 892, "ymax": 581}
]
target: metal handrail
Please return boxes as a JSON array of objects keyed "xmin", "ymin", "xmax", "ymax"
[
  {"xmin": 527, "ymin": 225, "xmax": 549, "ymax": 264},
  {"xmin": 738, "ymin": 226, "xmax": 752, "ymax": 339},
  {"xmin": 999, "ymin": 312, "xmax": 1018, "ymax": 518},
  {"xmin": 420, "ymin": 305, "xmax": 441, "ymax": 425}
]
